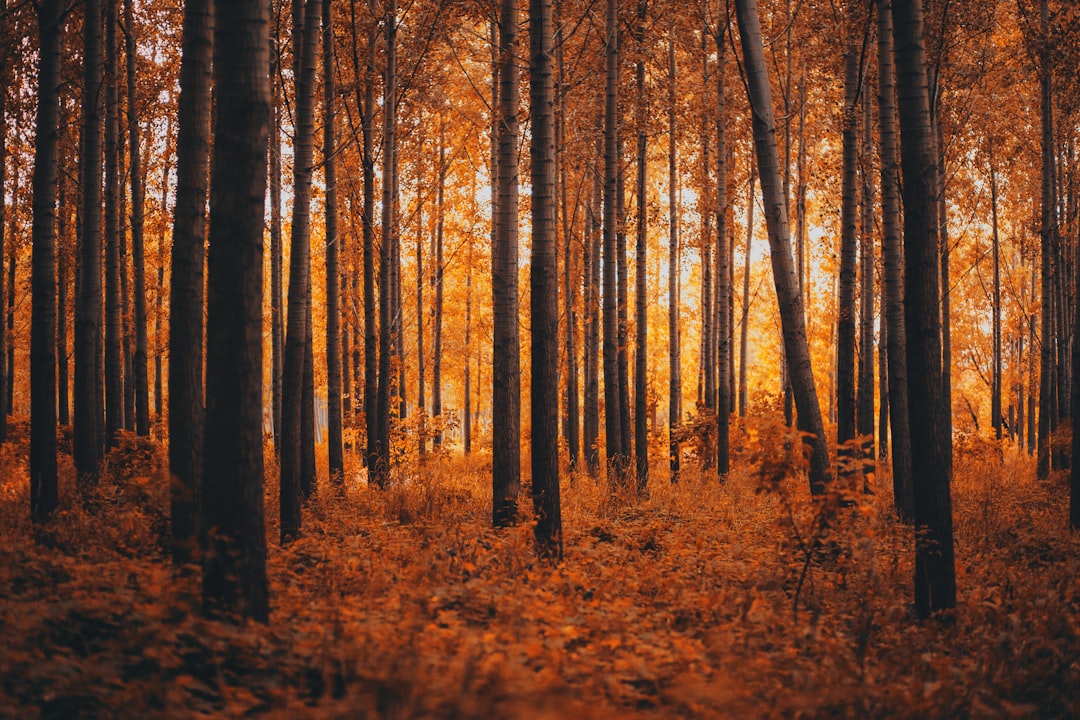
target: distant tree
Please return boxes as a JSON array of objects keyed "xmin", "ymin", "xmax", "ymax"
[
  {"xmin": 201, "ymin": 0, "xmax": 271, "ymax": 623},
  {"xmin": 733, "ymin": 0, "xmax": 832, "ymax": 495},
  {"xmin": 30, "ymin": 0, "xmax": 62, "ymax": 523},
  {"xmin": 432, "ymin": 121, "xmax": 446, "ymax": 449},
  {"xmin": 892, "ymin": 0, "xmax": 956, "ymax": 615}
]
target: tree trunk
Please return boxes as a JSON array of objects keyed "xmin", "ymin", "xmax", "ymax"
[
  {"xmin": 990, "ymin": 139, "xmax": 1002, "ymax": 440},
  {"xmin": 555, "ymin": 16, "xmax": 578, "ymax": 472},
  {"xmin": 201, "ymin": 0, "xmax": 271, "ymax": 622},
  {"xmin": 857, "ymin": 73, "xmax": 875, "ymax": 467},
  {"xmin": 416, "ymin": 160, "xmax": 426, "ymax": 457},
  {"xmin": 529, "ymin": 0, "xmax": 562, "ymax": 558},
  {"xmin": 837, "ymin": 3, "xmax": 860, "ymax": 466},
  {"xmin": 602, "ymin": 0, "xmax": 623, "ymax": 478},
  {"xmin": 0, "ymin": 18, "xmax": 7, "ymax": 443},
  {"xmin": 105, "ymin": 0, "xmax": 124, "ymax": 445},
  {"xmin": 1037, "ymin": 0, "xmax": 1054, "ymax": 480},
  {"xmin": 633, "ymin": 0, "xmax": 648, "ymax": 487},
  {"xmin": 733, "ymin": 0, "xmax": 832, "ymax": 494},
  {"xmin": 738, "ymin": 156, "xmax": 755, "ymax": 418},
  {"xmin": 464, "ymin": 226, "xmax": 473, "ymax": 455},
  {"xmin": 280, "ymin": 0, "xmax": 321, "ymax": 540},
  {"xmin": 168, "ymin": 0, "xmax": 212, "ymax": 562},
  {"xmin": 270, "ymin": 19, "xmax": 284, "ymax": 450},
  {"xmin": 124, "ymin": 0, "xmax": 150, "ymax": 436},
  {"xmin": 876, "ymin": 0, "xmax": 913, "ymax": 520},
  {"xmin": 667, "ymin": 29, "xmax": 680, "ymax": 484},
  {"xmin": 58, "ymin": 167, "xmax": 70, "ymax": 428},
  {"xmin": 583, "ymin": 150, "xmax": 601, "ymax": 475},
  {"xmin": 324, "ymin": 0, "xmax": 343, "ymax": 482},
  {"xmin": 493, "ymin": 0, "xmax": 521, "ymax": 524},
  {"xmin": 714, "ymin": 25, "xmax": 730, "ymax": 477},
  {"xmin": 30, "ymin": 0, "xmax": 62, "ymax": 522},
  {"xmin": 432, "ymin": 121, "xmax": 445, "ymax": 449},
  {"xmin": 892, "ymin": 0, "xmax": 956, "ymax": 614}
]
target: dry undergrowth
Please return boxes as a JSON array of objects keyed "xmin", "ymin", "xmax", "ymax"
[{"xmin": 0, "ymin": 422, "xmax": 1077, "ymax": 718}]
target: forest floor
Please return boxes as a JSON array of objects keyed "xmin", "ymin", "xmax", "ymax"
[{"xmin": 0, "ymin": 418, "xmax": 1078, "ymax": 718}]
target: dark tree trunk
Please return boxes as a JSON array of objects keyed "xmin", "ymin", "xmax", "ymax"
[
  {"xmin": 892, "ymin": 0, "xmax": 956, "ymax": 614},
  {"xmin": 667, "ymin": 29, "xmax": 680, "ymax": 484},
  {"xmin": 169, "ymin": 0, "xmax": 212, "ymax": 562},
  {"xmin": 324, "ymin": 0, "xmax": 343, "ymax": 482},
  {"xmin": 0, "ymin": 16, "xmax": 7, "ymax": 444},
  {"xmin": 105, "ymin": 0, "xmax": 124, "ymax": 444},
  {"xmin": 58, "ymin": 167, "xmax": 70, "ymax": 428},
  {"xmin": 30, "ymin": 0, "xmax": 62, "ymax": 522},
  {"xmin": 990, "ymin": 140, "xmax": 1002, "ymax": 440},
  {"xmin": 583, "ymin": 152, "xmax": 601, "ymax": 475},
  {"xmin": 877, "ymin": 0, "xmax": 913, "ymax": 520},
  {"xmin": 1037, "ymin": 0, "xmax": 1054, "ymax": 480},
  {"xmin": 837, "ymin": 4, "xmax": 860, "ymax": 466},
  {"xmin": 416, "ymin": 162, "xmax": 426, "ymax": 457},
  {"xmin": 124, "ymin": 0, "xmax": 149, "ymax": 436},
  {"xmin": 602, "ymin": 0, "xmax": 623, "ymax": 478},
  {"xmin": 633, "ymin": 0, "xmax": 648, "ymax": 487},
  {"xmin": 432, "ymin": 121, "xmax": 445, "ymax": 449},
  {"xmin": 280, "ymin": 0, "xmax": 321, "ymax": 539},
  {"xmin": 714, "ymin": 26, "xmax": 730, "ymax": 477},
  {"xmin": 464, "ymin": 230, "xmax": 472, "ymax": 455},
  {"xmin": 529, "ymin": 0, "xmax": 562, "ymax": 558},
  {"xmin": 76, "ymin": 0, "xmax": 105, "ymax": 489},
  {"xmin": 857, "ymin": 74, "xmax": 875, "ymax": 466},
  {"xmin": 492, "ymin": 0, "xmax": 521, "ymax": 524},
  {"xmin": 555, "ymin": 17, "xmax": 578, "ymax": 471},
  {"xmin": 270, "ymin": 18, "xmax": 284, "ymax": 450},
  {"xmin": 202, "ymin": 0, "xmax": 271, "ymax": 621},
  {"xmin": 734, "ymin": 0, "xmax": 832, "ymax": 494}
]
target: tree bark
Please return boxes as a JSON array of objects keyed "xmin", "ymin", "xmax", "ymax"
[
  {"xmin": 633, "ymin": 0, "xmax": 648, "ymax": 487},
  {"xmin": 270, "ymin": 17, "xmax": 284, "ymax": 450},
  {"xmin": 168, "ymin": 0, "xmax": 212, "ymax": 562},
  {"xmin": 990, "ymin": 139, "xmax": 1002, "ymax": 440},
  {"xmin": 432, "ymin": 121, "xmax": 445, "ymax": 449},
  {"xmin": 602, "ymin": 0, "xmax": 623, "ymax": 478},
  {"xmin": 837, "ymin": 2, "xmax": 860, "ymax": 466},
  {"xmin": 492, "ymin": 0, "xmax": 521, "ymax": 524},
  {"xmin": 714, "ymin": 25, "xmax": 730, "ymax": 477},
  {"xmin": 324, "ymin": 0, "xmax": 343, "ymax": 482},
  {"xmin": 30, "ymin": 0, "xmax": 62, "ymax": 522},
  {"xmin": 529, "ymin": 0, "xmax": 563, "ymax": 558},
  {"xmin": 1037, "ymin": 0, "xmax": 1054, "ymax": 479},
  {"xmin": 892, "ymin": 0, "xmax": 956, "ymax": 614},
  {"xmin": 583, "ymin": 150, "xmax": 601, "ymax": 475},
  {"xmin": 734, "ymin": 0, "xmax": 832, "ymax": 494},
  {"xmin": 667, "ymin": 29, "xmax": 680, "ymax": 484},
  {"xmin": 738, "ymin": 157, "xmax": 755, "ymax": 418},
  {"xmin": 857, "ymin": 73, "xmax": 875, "ymax": 466},
  {"xmin": 104, "ymin": 0, "xmax": 124, "ymax": 444},
  {"xmin": 201, "ymin": 0, "xmax": 271, "ymax": 621}
]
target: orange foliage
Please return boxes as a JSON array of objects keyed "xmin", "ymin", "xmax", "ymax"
[{"xmin": 0, "ymin": 427, "xmax": 1078, "ymax": 717}]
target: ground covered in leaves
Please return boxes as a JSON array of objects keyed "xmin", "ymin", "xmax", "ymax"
[{"xmin": 1, "ymin": 420, "xmax": 1078, "ymax": 718}]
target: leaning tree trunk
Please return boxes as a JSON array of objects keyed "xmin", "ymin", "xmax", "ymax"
[
  {"xmin": 30, "ymin": 0, "xmax": 62, "ymax": 523},
  {"xmin": 877, "ymin": 0, "xmax": 913, "ymax": 521},
  {"xmin": 201, "ymin": 0, "xmax": 271, "ymax": 622},
  {"xmin": 892, "ymin": 0, "xmax": 956, "ymax": 615},
  {"xmin": 733, "ymin": 0, "xmax": 832, "ymax": 494},
  {"xmin": 168, "ymin": 0, "xmax": 212, "ymax": 562},
  {"xmin": 324, "ymin": 0, "xmax": 343, "ymax": 483},
  {"xmin": 492, "ymin": 0, "xmax": 522, "ymax": 525},
  {"xmin": 529, "ymin": 0, "xmax": 563, "ymax": 558},
  {"xmin": 280, "ymin": 0, "xmax": 321, "ymax": 542}
]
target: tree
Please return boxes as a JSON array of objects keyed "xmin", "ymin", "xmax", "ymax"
[
  {"xmin": 281, "ymin": 0, "xmax": 321, "ymax": 541},
  {"xmin": 492, "ymin": 0, "xmax": 521, "ymax": 525},
  {"xmin": 29, "ymin": 0, "xmax": 62, "ymax": 523},
  {"xmin": 633, "ymin": 0, "xmax": 648, "ymax": 487},
  {"xmin": 123, "ymin": 0, "xmax": 150, "ymax": 437},
  {"xmin": 1036, "ymin": 0, "xmax": 1054, "ymax": 480},
  {"xmin": 892, "ymin": 0, "xmax": 956, "ymax": 615},
  {"xmin": 876, "ymin": 0, "xmax": 913, "ymax": 521},
  {"xmin": 667, "ymin": 28, "xmax": 681, "ymax": 484},
  {"xmin": 0, "ymin": 0, "xmax": 8, "ymax": 446},
  {"xmin": 75, "ymin": 0, "xmax": 105, "ymax": 490},
  {"xmin": 432, "ymin": 121, "xmax": 446, "ymax": 449},
  {"xmin": 857, "ymin": 73, "xmax": 876, "ymax": 466},
  {"xmin": 529, "ymin": 0, "xmax": 562, "ymax": 559},
  {"xmin": 201, "ymin": 0, "xmax": 271, "ymax": 623},
  {"xmin": 324, "ymin": 0, "xmax": 344, "ymax": 482},
  {"xmin": 601, "ymin": 0, "xmax": 623, "ymax": 479},
  {"xmin": 104, "ymin": 0, "xmax": 123, "ymax": 444},
  {"xmin": 733, "ymin": 0, "xmax": 832, "ymax": 495},
  {"xmin": 713, "ymin": 17, "xmax": 730, "ymax": 477},
  {"xmin": 738, "ymin": 157, "xmax": 754, "ymax": 418}
]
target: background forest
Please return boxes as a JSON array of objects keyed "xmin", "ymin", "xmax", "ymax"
[{"xmin": 1, "ymin": 0, "xmax": 1079, "ymax": 716}]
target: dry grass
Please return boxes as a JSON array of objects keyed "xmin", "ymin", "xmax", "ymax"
[{"xmin": 0, "ymin": 422, "xmax": 1077, "ymax": 717}]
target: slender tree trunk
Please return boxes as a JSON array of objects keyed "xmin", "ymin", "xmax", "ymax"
[
  {"xmin": 270, "ymin": 20, "xmax": 284, "ymax": 450},
  {"xmin": 667, "ymin": 29, "xmax": 680, "ymax": 484},
  {"xmin": 154, "ymin": 114, "xmax": 172, "ymax": 424},
  {"xmin": 734, "ymin": 0, "xmax": 832, "ymax": 494},
  {"xmin": 201, "ymin": 0, "xmax": 271, "ymax": 621},
  {"xmin": 555, "ymin": 15, "xmax": 578, "ymax": 472},
  {"xmin": 857, "ymin": 73, "xmax": 875, "ymax": 466},
  {"xmin": 936, "ymin": 119, "xmax": 952, "ymax": 463},
  {"xmin": 1037, "ymin": 0, "xmax": 1054, "ymax": 480},
  {"xmin": 493, "ymin": 0, "xmax": 521, "ymax": 524},
  {"xmin": 30, "ymin": 0, "xmax": 62, "ymax": 522},
  {"xmin": 837, "ymin": 3, "xmax": 860, "ymax": 466},
  {"xmin": 324, "ymin": 0, "xmax": 343, "ymax": 482},
  {"xmin": 529, "ymin": 0, "xmax": 562, "ymax": 558},
  {"xmin": 701, "ymin": 31, "xmax": 715, "ymax": 421},
  {"xmin": 877, "ymin": 0, "xmax": 913, "ymax": 520},
  {"xmin": 739, "ymin": 157, "xmax": 755, "ymax": 418},
  {"xmin": 124, "ymin": 0, "xmax": 150, "ymax": 436},
  {"xmin": 168, "ymin": 0, "xmax": 212, "ymax": 561},
  {"xmin": 584, "ymin": 151, "xmax": 601, "ymax": 475},
  {"xmin": 714, "ymin": 26, "xmax": 730, "ymax": 477},
  {"xmin": 464, "ymin": 225, "xmax": 472, "ymax": 455},
  {"xmin": 417, "ymin": 159, "xmax": 426, "ymax": 457},
  {"xmin": 990, "ymin": 140, "xmax": 1002, "ymax": 440},
  {"xmin": 633, "ymin": 0, "xmax": 648, "ymax": 487},
  {"xmin": 432, "ymin": 121, "xmax": 445, "ymax": 449},
  {"xmin": 892, "ymin": 0, "xmax": 956, "ymax": 614},
  {"xmin": 6, "ymin": 210, "xmax": 13, "ymax": 416},
  {"xmin": 58, "ymin": 170, "xmax": 70, "ymax": 427},
  {"xmin": 280, "ymin": 0, "xmax": 321, "ymax": 540},
  {"xmin": 301, "ymin": 302, "xmax": 315, "ymax": 494},
  {"xmin": 602, "ymin": 0, "xmax": 623, "ymax": 478},
  {"xmin": 105, "ymin": 0, "xmax": 124, "ymax": 444},
  {"xmin": 0, "ymin": 22, "xmax": 7, "ymax": 443}
]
